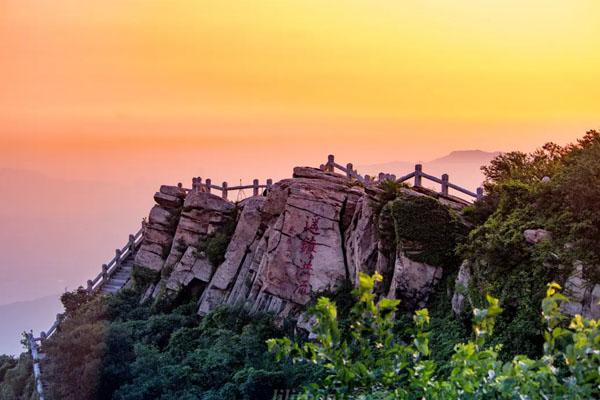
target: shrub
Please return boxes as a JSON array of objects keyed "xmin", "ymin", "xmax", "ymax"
[
  {"xmin": 0, "ymin": 353, "xmax": 35, "ymax": 400},
  {"xmin": 269, "ymin": 273, "xmax": 600, "ymax": 399},
  {"xmin": 390, "ymin": 194, "xmax": 466, "ymax": 268}
]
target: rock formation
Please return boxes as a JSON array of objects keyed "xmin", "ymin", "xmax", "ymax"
[{"xmin": 133, "ymin": 166, "xmax": 470, "ymax": 326}]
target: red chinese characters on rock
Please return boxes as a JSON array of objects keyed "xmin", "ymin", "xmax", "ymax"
[{"xmin": 293, "ymin": 216, "xmax": 321, "ymax": 296}]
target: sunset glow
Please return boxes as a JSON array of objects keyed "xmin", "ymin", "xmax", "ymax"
[{"xmin": 2, "ymin": 1, "xmax": 599, "ymax": 168}]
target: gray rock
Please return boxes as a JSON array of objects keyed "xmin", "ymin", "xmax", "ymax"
[
  {"xmin": 589, "ymin": 284, "xmax": 600, "ymax": 319},
  {"xmin": 184, "ymin": 191, "xmax": 235, "ymax": 213},
  {"xmin": 344, "ymin": 196, "xmax": 379, "ymax": 285},
  {"xmin": 524, "ymin": 229, "xmax": 551, "ymax": 244},
  {"xmin": 149, "ymin": 206, "xmax": 179, "ymax": 228},
  {"xmin": 165, "ymin": 247, "xmax": 214, "ymax": 292},
  {"xmin": 154, "ymin": 192, "xmax": 183, "ymax": 209},
  {"xmin": 451, "ymin": 260, "xmax": 472, "ymax": 315},
  {"xmin": 292, "ymin": 166, "xmax": 352, "ymax": 186},
  {"xmin": 134, "ymin": 248, "xmax": 165, "ymax": 272},
  {"xmin": 159, "ymin": 185, "xmax": 187, "ymax": 198},
  {"xmin": 562, "ymin": 261, "xmax": 600, "ymax": 319},
  {"xmin": 143, "ymin": 227, "xmax": 174, "ymax": 247},
  {"xmin": 387, "ymin": 253, "xmax": 443, "ymax": 310},
  {"xmin": 210, "ymin": 197, "xmax": 265, "ymax": 290}
]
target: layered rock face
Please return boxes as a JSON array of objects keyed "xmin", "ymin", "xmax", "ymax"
[{"xmin": 134, "ymin": 166, "xmax": 468, "ymax": 324}]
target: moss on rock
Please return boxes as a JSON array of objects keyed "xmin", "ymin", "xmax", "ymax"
[{"xmin": 389, "ymin": 194, "xmax": 466, "ymax": 269}]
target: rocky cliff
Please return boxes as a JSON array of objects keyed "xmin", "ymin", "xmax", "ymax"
[{"xmin": 133, "ymin": 166, "xmax": 470, "ymax": 327}]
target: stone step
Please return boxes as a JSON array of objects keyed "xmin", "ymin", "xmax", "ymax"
[
  {"xmin": 105, "ymin": 283, "xmax": 126, "ymax": 290},
  {"xmin": 101, "ymin": 285, "xmax": 121, "ymax": 293},
  {"xmin": 117, "ymin": 270, "xmax": 132, "ymax": 275}
]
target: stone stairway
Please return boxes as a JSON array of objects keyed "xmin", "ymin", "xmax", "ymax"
[{"xmin": 99, "ymin": 253, "xmax": 135, "ymax": 294}]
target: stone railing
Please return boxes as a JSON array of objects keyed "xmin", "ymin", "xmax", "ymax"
[
  {"xmin": 320, "ymin": 154, "xmax": 484, "ymax": 200},
  {"xmin": 181, "ymin": 178, "xmax": 274, "ymax": 200},
  {"xmin": 26, "ymin": 333, "xmax": 45, "ymax": 400},
  {"xmin": 84, "ymin": 225, "xmax": 144, "ymax": 294}
]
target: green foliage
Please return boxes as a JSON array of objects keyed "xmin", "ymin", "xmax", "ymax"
[
  {"xmin": 197, "ymin": 206, "xmax": 239, "ymax": 267},
  {"xmin": 474, "ymin": 130, "xmax": 600, "ymax": 267},
  {"xmin": 60, "ymin": 286, "xmax": 94, "ymax": 316},
  {"xmin": 378, "ymin": 180, "xmax": 408, "ymax": 197},
  {"xmin": 205, "ymin": 232, "xmax": 231, "ymax": 267},
  {"xmin": 0, "ymin": 353, "xmax": 35, "ymax": 400},
  {"xmin": 40, "ymin": 287, "xmax": 314, "ymax": 400},
  {"xmin": 131, "ymin": 265, "xmax": 161, "ymax": 289},
  {"xmin": 455, "ymin": 131, "xmax": 600, "ymax": 360},
  {"xmin": 390, "ymin": 194, "xmax": 466, "ymax": 268},
  {"xmin": 425, "ymin": 273, "xmax": 471, "ymax": 375},
  {"xmin": 270, "ymin": 273, "xmax": 600, "ymax": 399},
  {"xmin": 42, "ymin": 296, "xmax": 110, "ymax": 400}
]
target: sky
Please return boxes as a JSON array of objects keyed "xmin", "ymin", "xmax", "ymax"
[{"xmin": 0, "ymin": 1, "xmax": 599, "ymax": 306}]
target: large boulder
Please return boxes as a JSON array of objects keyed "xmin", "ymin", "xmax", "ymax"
[
  {"xmin": 562, "ymin": 261, "xmax": 600, "ymax": 319},
  {"xmin": 154, "ymin": 192, "xmax": 183, "ymax": 209},
  {"xmin": 198, "ymin": 167, "xmax": 364, "ymax": 317},
  {"xmin": 161, "ymin": 191, "xmax": 236, "ymax": 276},
  {"xmin": 344, "ymin": 196, "xmax": 380, "ymax": 285},
  {"xmin": 134, "ymin": 187, "xmax": 185, "ymax": 279},
  {"xmin": 165, "ymin": 246, "xmax": 214, "ymax": 292},
  {"xmin": 387, "ymin": 253, "xmax": 443, "ymax": 310},
  {"xmin": 451, "ymin": 260, "xmax": 472, "ymax": 315}
]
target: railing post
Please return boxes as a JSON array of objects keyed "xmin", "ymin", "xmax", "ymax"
[
  {"xmin": 28, "ymin": 332, "xmax": 45, "ymax": 400},
  {"xmin": 346, "ymin": 163, "xmax": 353, "ymax": 178},
  {"xmin": 414, "ymin": 164, "xmax": 422, "ymax": 187},
  {"xmin": 40, "ymin": 331, "xmax": 47, "ymax": 342},
  {"xmin": 205, "ymin": 178, "xmax": 212, "ymax": 193},
  {"xmin": 253, "ymin": 179, "xmax": 259, "ymax": 196},
  {"xmin": 102, "ymin": 264, "xmax": 109, "ymax": 280},
  {"xmin": 390, "ymin": 174, "xmax": 396, "ymax": 181},
  {"xmin": 191, "ymin": 177, "xmax": 198, "ymax": 192},
  {"xmin": 115, "ymin": 249, "xmax": 122, "ymax": 266},
  {"xmin": 378, "ymin": 172, "xmax": 385, "ymax": 182},
  {"xmin": 129, "ymin": 234, "xmax": 135, "ymax": 251},
  {"xmin": 222, "ymin": 182, "xmax": 228, "ymax": 200},
  {"xmin": 476, "ymin": 187, "xmax": 484, "ymax": 200},
  {"xmin": 327, "ymin": 154, "xmax": 335, "ymax": 172},
  {"xmin": 441, "ymin": 174, "xmax": 449, "ymax": 196},
  {"xmin": 177, "ymin": 182, "xmax": 183, "ymax": 189},
  {"xmin": 87, "ymin": 279, "xmax": 93, "ymax": 293},
  {"xmin": 364, "ymin": 175, "xmax": 371, "ymax": 185},
  {"xmin": 266, "ymin": 179, "xmax": 273, "ymax": 193}
]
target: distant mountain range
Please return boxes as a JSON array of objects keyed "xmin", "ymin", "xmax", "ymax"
[
  {"xmin": 0, "ymin": 295, "xmax": 62, "ymax": 356},
  {"xmin": 359, "ymin": 150, "xmax": 501, "ymax": 195}
]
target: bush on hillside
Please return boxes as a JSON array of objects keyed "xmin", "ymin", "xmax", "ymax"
[
  {"xmin": 39, "ymin": 287, "xmax": 316, "ymax": 400},
  {"xmin": 269, "ymin": 273, "xmax": 600, "ymax": 399}
]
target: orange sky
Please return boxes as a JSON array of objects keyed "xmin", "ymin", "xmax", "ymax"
[
  {"xmin": 1, "ymin": 0, "xmax": 600, "ymax": 183},
  {"xmin": 1, "ymin": 0, "xmax": 600, "ymax": 313}
]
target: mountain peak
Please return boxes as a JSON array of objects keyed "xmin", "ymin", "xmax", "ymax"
[{"xmin": 430, "ymin": 150, "xmax": 501, "ymax": 164}]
